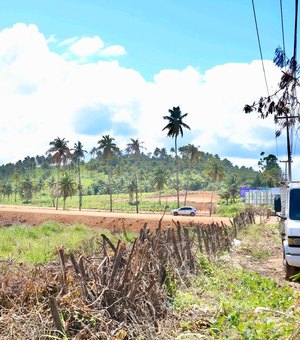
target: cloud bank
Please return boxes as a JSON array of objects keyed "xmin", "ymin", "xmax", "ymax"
[{"xmin": 0, "ymin": 23, "xmax": 289, "ymax": 174}]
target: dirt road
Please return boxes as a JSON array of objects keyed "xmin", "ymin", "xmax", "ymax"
[{"xmin": 0, "ymin": 205, "xmax": 231, "ymax": 232}]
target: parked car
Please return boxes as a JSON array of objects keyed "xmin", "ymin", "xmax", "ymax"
[{"xmin": 171, "ymin": 206, "xmax": 197, "ymax": 216}]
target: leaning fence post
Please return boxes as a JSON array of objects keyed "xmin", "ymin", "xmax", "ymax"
[
  {"xmin": 183, "ymin": 227, "xmax": 194, "ymax": 272},
  {"xmin": 49, "ymin": 296, "xmax": 65, "ymax": 337},
  {"xmin": 196, "ymin": 224, "xmax": 203, "ymax": 253}
]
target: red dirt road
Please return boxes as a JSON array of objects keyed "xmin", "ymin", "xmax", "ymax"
[{"xmin": 0, "ymin": 205, "xmax": 230, "ymax": 232}]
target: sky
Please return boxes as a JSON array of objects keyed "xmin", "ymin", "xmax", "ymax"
[{"xmin": 0, "ymin": 0, "xmax": 299, "ymax": 176}]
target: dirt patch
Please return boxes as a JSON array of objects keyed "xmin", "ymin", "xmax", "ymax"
[
  {"xmin": 0, "ymin": 191, "xmax": 225, "ymax": 231},
  {"xmin": 0, "ymin": 205, "xmax": 230, "ymax": 232}
]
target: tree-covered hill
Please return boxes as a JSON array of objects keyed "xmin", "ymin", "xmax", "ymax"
[{"xmin": 0, "ymin": 140, "xmax": 273, "ymax": 210}]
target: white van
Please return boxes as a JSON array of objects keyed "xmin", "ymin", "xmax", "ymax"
[{"xmin": 275, "ymin": 182, "xmax": 300, "ymax": 279}]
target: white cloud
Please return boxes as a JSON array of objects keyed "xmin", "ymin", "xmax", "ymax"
[
  {"xmin": 68, "ymin": 36, "xmax": 104, "ymax": 56},
  {"xmin": 46, "ymin": 34, "xmax": 57, "ymax": 44},
  {"xmin": 59, "ymin": 36, "xmax": 78, "ymax": 47},
  {"xmin": 100, "ymin": 45, "xmax": 126, "ymax": 57},
  {"xmin": 0, "ymin": 23, "xmax": 290, "ymax": 174}
]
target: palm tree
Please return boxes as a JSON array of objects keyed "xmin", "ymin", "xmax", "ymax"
[
  {"xmin": 179, "ymin": 144, "xmax": 201, "ymax": 204},
  {"xmin": 179, "ymin": 144, "xmax": 201, "ymax": 167},
  {"xmin": 72, "ymin": 141, "xmax": 87, "ymax": 211},
  {"xmin": 19, "ymin": 176, "xmax": 34, "ymax": 203},
  {"xmin": 205, "ymin": 158, "xmax": 225, "ymax": 216},
  {"xmin": 89, "ymin": 147, "xmax": 98, "ymax": 159},
  {"xmin": 97, "ymin": 135, "xmax": 119, "ymax": 212},
  {"xmin": 46, "ymin": 137, "xmax": 71, "ymax": 210},
  {"xmin": 59, "ymin": 172, "xmax": 77, "ymax": 210},
  {"xmin": 153, "ymin": 167, "xmax": 169, "ymax": 204},
  {"xmin": 163, "ymin": 106, "xmax": 190, "ymax": 208},
  {"xmin": 11, "ymin": 172, "xmax": 21, "ymax": 202},
  {"xmin": 48, "ymin": 176, "xmax": 56, "ymax": 207},
  {"xmin": 126, "ymin": 138, "xmax": 145, "ymax": 213}
]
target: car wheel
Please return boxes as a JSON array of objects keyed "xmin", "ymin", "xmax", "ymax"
[
  {"xmin": 190, "ymin": 212, "xmax": 195, "ymax": 216},
  {"xmin": 173, "ymin": 212, "xmax": 178, "ymax": 216},
  {"xmin": 285, "ymin": 261, "xmax": 296, "ymax": 280}
]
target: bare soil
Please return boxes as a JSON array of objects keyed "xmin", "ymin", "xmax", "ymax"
[
  {"xmin": 0, "ymin": 192, "xmax": 295, "ymax": 287},
  {"xmin": 0, "ymin": 191, "xmax": 227, "ymax": 232}
]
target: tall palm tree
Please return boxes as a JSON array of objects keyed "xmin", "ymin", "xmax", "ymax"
[
  {"xmin": 97, "ymin": 135, "xmax": 119, "ymax": 212},
  {"xmin": 46, "ymin": 137, "xmax": 71, "ymax": 210},
  {"xmin": 72, "ymin": 141, "xmax": 87, "ymax": 211},
  {"xmin": 163, "ymin": 106, "xmax": 190, "ymax": 208},
  {"xmin": 126, "ymin": 138, "xmax": 145, "ymax": 213},
  {"xmin": 59, "ymin": 172, "xmax": 77, "ymax": 210},
  {"xmin": 205, "ymin": 158, "xmax": 225, "ymax": 216}
]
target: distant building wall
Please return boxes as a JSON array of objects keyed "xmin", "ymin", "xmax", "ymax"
[{"xmin": 240, "ymin": 187, "xmax": 280, "ymax": 205}]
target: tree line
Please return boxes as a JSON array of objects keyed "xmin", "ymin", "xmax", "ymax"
[{"xmin": 0, "ymin": 107, "xmax": 281, "ymax": 211}]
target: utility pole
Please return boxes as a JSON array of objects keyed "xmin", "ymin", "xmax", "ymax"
[
  {"xmin": 276, "ymin": 115, "xmax": 294, "ymax": 182},
  {"xmin": 276, "ymin": 0, "xmax": 298, "ymax": 182},
  {"xmin": 285, "ymin": 114, "xmax": 293, "ymax": 182},
  {"xmin": 280, "ymin": 160, "xmax": 289, "ymax": 181}
]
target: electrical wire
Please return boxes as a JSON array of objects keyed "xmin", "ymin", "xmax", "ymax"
[
  {"xmin": 293, "ymin": 0, "xmax": 298, "ymax": 64},
  {"xmin": 251, "ymin": 0, "xmax": 270, "ymax": 97},
  {"xmin": 280, "ymin": 0, "xmax": 286, "ymax": 54},
  {"xmin": 275, "ymin": 0, "xmax": 287, "ymax": 158},
  {"xmin": 291, "ymin": 0, "xmax": 299, "ymax": 169}
]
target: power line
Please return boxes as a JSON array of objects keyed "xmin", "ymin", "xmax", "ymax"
[
  {"xmin": 251, "ymin": 0, "xmax": 270, "ymax": 97},
  {"xmin": 293, "ymin": 0, "xmax": 298, "ymax": 65},
  {"xmin": 274, "ymin": 0, "xmax": 287, "ymax": 159},
  {"xmin": 280, "ymin": 0, "xmax": 286, "ymax": 54}
]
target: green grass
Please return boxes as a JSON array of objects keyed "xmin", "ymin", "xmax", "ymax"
[
  {"xmin": 173, "ymin": 258, "xmax": 298, "ymax": 339},
  {"xmin": 0, "ymin": 222, "xmax": 136, "ymax": 264},
  {"xmin": 237, "ymin": 223, "xmax": 281, "ymax": 260},
  {"xmin": 216, "ymin": 199, "xmax": 246, "ymax": 217},
  {"xmin": 171, "ymin": 221, "xmax": 300, "ymax": 338}
]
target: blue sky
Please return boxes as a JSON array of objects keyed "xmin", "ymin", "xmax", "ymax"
[
  {"xmin": 1, "ymin": 1, "xmax": 295, "ymax": 79},
  {"xmin": 0, "ymin": 1, "xmax": 298, "ymax": 175}
]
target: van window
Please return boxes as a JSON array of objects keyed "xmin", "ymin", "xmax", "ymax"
[{"xmin": 289, "ymin": 189, "xmax": 300, "ymax": 220}]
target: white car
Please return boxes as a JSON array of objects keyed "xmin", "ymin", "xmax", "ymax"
[{"xmin": 171, "ymin": 206, "xmax": 197, "ymax": 216}]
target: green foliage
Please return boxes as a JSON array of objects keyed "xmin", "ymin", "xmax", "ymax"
[
  {"xmin": 210, "ymin": 269, "xmax": 295, "ymax": 338},
  {"xmin": 237, "ymin": 223, "xmax": 281, "ymax": 260},
  {"xmin": 171, "ymin": 220, "xmax": 298, "ymax": 338},
  {"xmin": 164, "ymin": 269, "xmax": 177, "ymax": 300},
  {"xmin": 173, "ymin": 291, "xmax": 202, "ymax": 311},
  {"xmin": 0, "ymin": 222, "xmax": 97, "ymax": 263},
  {"xmin": 0, "ymin": 221, "xmax": 138, "ymax": 265},
  {"xmin": 216, "ymin": 199, "xmax": 245, "ymax": 217},
  {"xmin": 0, "ymin": 138, "xmax": 263, "ymax": 212},
  {"xmin": 174, "ymin": 259, "xmax": 296, "ymax": 339},
  {"xmin": 198, "ymin": 253, "xmax": 214, "ymax": 276}
]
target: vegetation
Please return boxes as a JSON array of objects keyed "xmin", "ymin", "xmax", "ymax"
[
  {"xmin": 97, "ymin": 134, "xmax": 120, "ymax": 213},
  {"xmin": 172, "ymin": 222, "xmax": 298, "ymax": 339},
  {"xmin": 0, "ymin": 221, "xmax": 136, "ymax": 264},
  {"xmin": 0, "ymin": 105, "xmax": 280, "ymax": 212},
  {"xmin": 0, "ymin": 214, "xmax": 299, "ymax": 338},
  {"xmin": 0, "ymin": 222, "xmax": 96, "ymax": 263},
  {"xmin": 0, "ymin": 144, "xmax": 270, "ymax": 212},
  {"xmin": 71, "ymin": 140, "xmax": 87, "ymax": 211},
  {"xmin": 163, "ymin": 106, "xmax": 191, "ymax": 208},
  {"xmin": 46, "ymin": 137, "xmax": 71, "ymax": 210}
]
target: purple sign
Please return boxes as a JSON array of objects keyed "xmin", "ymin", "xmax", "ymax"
[{"xmin": 240, "ymin": 187, "xmax": 256, "ymax": 198}]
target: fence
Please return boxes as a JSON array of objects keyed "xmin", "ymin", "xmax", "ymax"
[{"xmin": 0, "ymin": 209, "xmax": 256, "ymax": 339}]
